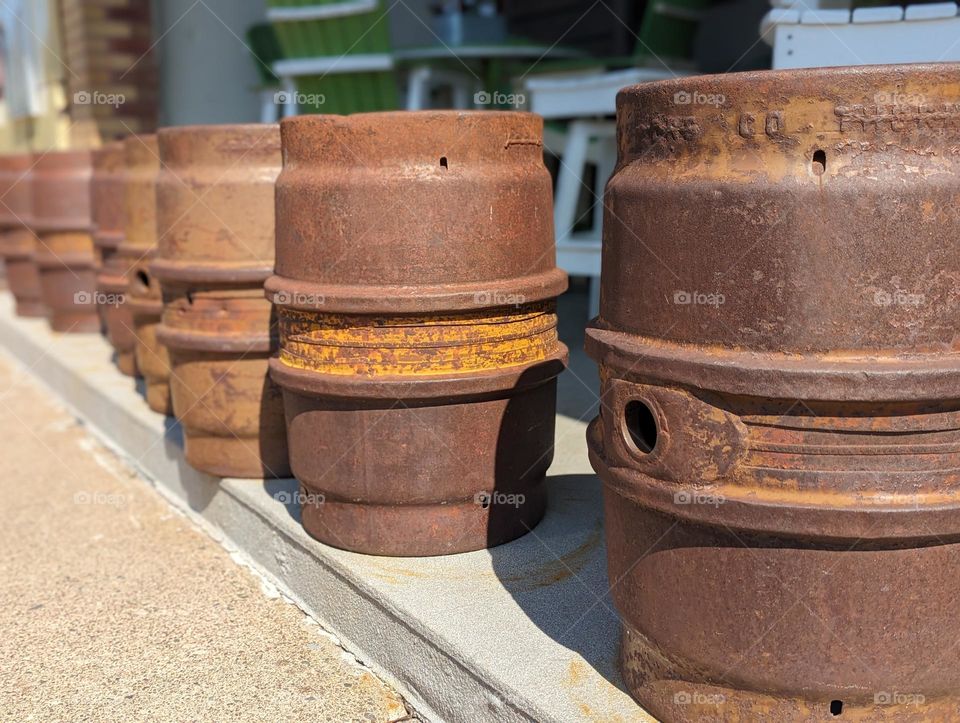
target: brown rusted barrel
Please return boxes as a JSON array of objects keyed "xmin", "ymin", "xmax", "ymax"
[
  {"xmin": 153, "ymin": 124, "xmax": 290, "ymax": 478},
  {"xmin": 0, "ymin": 153, "xmax": 43, "ymax": 317},
  {"xmin": 267, "ymin": 111, "xmax": 568, "ymax": 556},
  {"xmin": 586, "ymin": 64, "xmax": 960, "ymax": 720},
  {"xmin": 93, "ymin": 141, "xmax": 137, "ymax": 376},
  {"xmin": 33, "ymin": 150, "xmax": 99, "ymax": 332},
  {"xmin": 121, "ymin": 135, "xmax": 171, "ymax": 413}
]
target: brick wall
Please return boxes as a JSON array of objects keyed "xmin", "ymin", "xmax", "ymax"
[{"xmin": 59, "ymin": 0, "xmax": 158, "ymax": 144}]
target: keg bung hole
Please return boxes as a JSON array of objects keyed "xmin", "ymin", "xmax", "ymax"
[
  {"xmin": 830, "ymin": 700, "xmax": 843, "ymax": 716},
  {"xmin": 623, "ymin": 400, "xmax": 658, "ymax": 455},
  {"xmin": 812, "ymin": 149, "xmax": 826, "ymax": 176},
  {"xmin": 440, "ymin": 156, "xmax": 448, "ymax": 169}
]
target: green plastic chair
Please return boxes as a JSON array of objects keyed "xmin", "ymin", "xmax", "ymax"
[
  {"xmin": 246, "ymin": 23, "xmax": 283, "ymax": 86},
  {"xmin": 267, "ymin": 0, "xmax": 399, "ymax": 115}
]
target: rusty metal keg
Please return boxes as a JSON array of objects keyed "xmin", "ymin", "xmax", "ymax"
[
  {"xmin": 93, "ymin": 141, "xmax": 137, "ymax": 375},
  {"xmin": 33, "ymin": 150, "xmax": 98, "ymax": 332},
  {"xmin": 586, "ymin": 64, "xmax": 960, "ymax": 721},
  {"xmin": 92, "ymin": 142, "xmax": 126, "ymax": 266},
  {"xmin": 153, "ymin": 124, "xmax": 290, "ymax": 479},
  {"xmin": 0, "ymin": 153, "xmax": 43, "ymax": 317},
  {"xmin": 267, "ymin": 111, "xmax": 568, "ymax": 556},
  {"xmin": 121, "ymin": 134, "xmax": 171, "ymax": 413}
]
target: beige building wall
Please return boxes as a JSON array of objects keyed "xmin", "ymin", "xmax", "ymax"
[{"xmin": 0, "ymin": 0, "xmax": 72, "ymax": 152}]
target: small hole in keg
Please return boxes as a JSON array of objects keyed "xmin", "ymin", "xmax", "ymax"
[
  {"xmin": 830, "ymin": 700, "xmax": 843, "ymax": 716},
  {"xmin": 185, "ymin": 290, "xmax": 194, "ymax": 305},
  {"xmin": 623, "ymin": 400, "xmax": 658, "ymax": 455},
  {"xmin": 440, "ymin": 156, "xmax": 448, "ymax": 169},
  {"xmin": 135, "ymin": 270, "xmax": 151, "ymax": 293},
  {"xmin": 812, "ymin": 149, "xmax": 826, "ymax": 176}
]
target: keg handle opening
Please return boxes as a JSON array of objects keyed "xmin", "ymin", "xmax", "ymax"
[{"xmin": 622, "ymin": 399, "xmax": 658, "ymax": 456}]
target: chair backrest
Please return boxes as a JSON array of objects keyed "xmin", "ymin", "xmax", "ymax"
[
  {"xmin": 266, "ymin": 1, "xmax": 398, "ymax": 114},
  {"xmin": 246, "ymin": 23, "xmax": 282, "ymax": 86},
  {"xmin": 267, "ymin": 0, "xmax": 392, "ymax": 59}
]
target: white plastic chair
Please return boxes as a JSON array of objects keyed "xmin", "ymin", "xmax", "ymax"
[
  {"xmin": 524, "ymin": 67, "xmax": 677, "ymax": 318},
  {"xmin": 761, "ymin": 3, "xmax": 960, "ymax": 68}
]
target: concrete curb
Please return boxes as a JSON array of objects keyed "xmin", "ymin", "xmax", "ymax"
[{"xmin": 0, "ymin": 295, "xmax": 652, "ymax": 723}]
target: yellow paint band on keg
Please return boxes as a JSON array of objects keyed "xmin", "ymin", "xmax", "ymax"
[{"xmin": 278, "ymin": 301, "xmax": 560, "ymax": 376}]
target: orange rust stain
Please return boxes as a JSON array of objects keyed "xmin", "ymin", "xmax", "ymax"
[
  {"xmin": 278, "ymin": 302, "xmax": 561, "ymax": 376},
  {"xmin": 503, "ymin": 520, "xmax": 603, "ymax": 591}
]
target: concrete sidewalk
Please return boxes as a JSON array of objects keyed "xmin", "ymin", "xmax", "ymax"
[{"xmin": 0, "ymin": 355, "xmax": 411, "ymax": 723}]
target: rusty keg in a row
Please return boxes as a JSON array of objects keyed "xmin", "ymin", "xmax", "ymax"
[
  {"xmin": 93, "ymin": 142, "xmax": 138, "ymax": 376},
  {"xmin": 153, "ymin": 124, "xmax": 289, "ymax": 478},
  {"xmin": 0, "ymin": 154, "xmax": 42, "ymax": 317},
  {"xmin": 122, "ymin": 135, "xmax": 171, "ymax": 413},
  {"xmin": 267, "ymin": 112, "xmax": 568, "ymax": 556},
  {"xmin": 587, "ymin": 64, "xmax": 960, "ymax": 721},
  {"xmin": 32, "ymin": 150, "xmax": 98, "ymax": 333}
]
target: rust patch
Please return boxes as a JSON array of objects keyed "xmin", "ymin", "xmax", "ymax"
[
  {"xmin": 152, "ymin": 124, "xmax": 287, "ymax": 478},
  {"xmin": 590, "ymin": 64, "xmax": 960, "ymax": 721},
  {"xmin": 268, "ymin": 111, "xmax": 568, "ymax": 556}
]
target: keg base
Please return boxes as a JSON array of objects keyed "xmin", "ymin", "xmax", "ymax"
[
  {"xmin": 49, "ymin": 311, "xmax": 100, "ymax": 334},
  {"xmin": 298, "ymin": 478, "xmax": 548, "ymax": 557},
  {"xmin": 14, "ymin": 299, "xmax": 46, "ymax": 318},
  {"xmin": 620, "ymin": 626, "xmax": 953, "ymax": 722},
  {"xmin": 184, "ymin": 432, "xmax": 291, "ymax": 480},
  {"xmin": 144, "ymin": 380, "xmax": 172, "ymax": 415},
  {"xmin": 115, "ymin": 351, "xmax": 138, "ymax": 377}
]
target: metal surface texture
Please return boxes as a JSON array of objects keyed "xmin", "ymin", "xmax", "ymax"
[
  {"xmin": 586, "ymin": 63, "xmax": 960, "ymax": 721},
  {"xmin": 93, "ymin": 141, "xmax": 137, "ymax": 375},
  {"xmin": 153, "ymin": 124, "xmax": 289, "ymax": 479},
  {"xmin": 92, "ymin": 142, "xmax": 126, "ymax": 261},
  {"xmin": 121, "ymin": 135, "xmax": 171, "ymax": 412},
  {"xmin": 32, "ymin": 150, "xmax": 98, "ymax": 332},
  {"xmin": 0, "ymin": 153, "xmax": 43, "ymax": 317},
  {"xmin": 267, "ymin": 111, "xmax": 568, "ymax": 556}
]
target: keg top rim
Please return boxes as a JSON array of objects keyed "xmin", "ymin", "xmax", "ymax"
[
  {"xmin": 123, "ymin": 134, "xmax": 158, "ymax": 158},
  {"xmin": 281, "ymin": 109, "xmax": 540, "ymax": 128},
  {"xmin": 93, "ymin": 141, "xmax": 126, "ymax": 170},
  {"xmin": 0, "ymin": 152, "xmax": 34, "ymax": 173},
  {"xmin": 158, "ymin": 122, "xmax": 280, "ymax": 139},
  {"xmin": 617, "ymin": 62, "xmax": 960, "ymax": 103},
  {"xmin": 31, "ymin": 148, "xmax": 94, "ymax": 169}
]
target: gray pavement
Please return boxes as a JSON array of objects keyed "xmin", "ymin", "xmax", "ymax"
[{"xmin": 0, "ymin": 354, "xmax": 412, "ymax": 723}]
